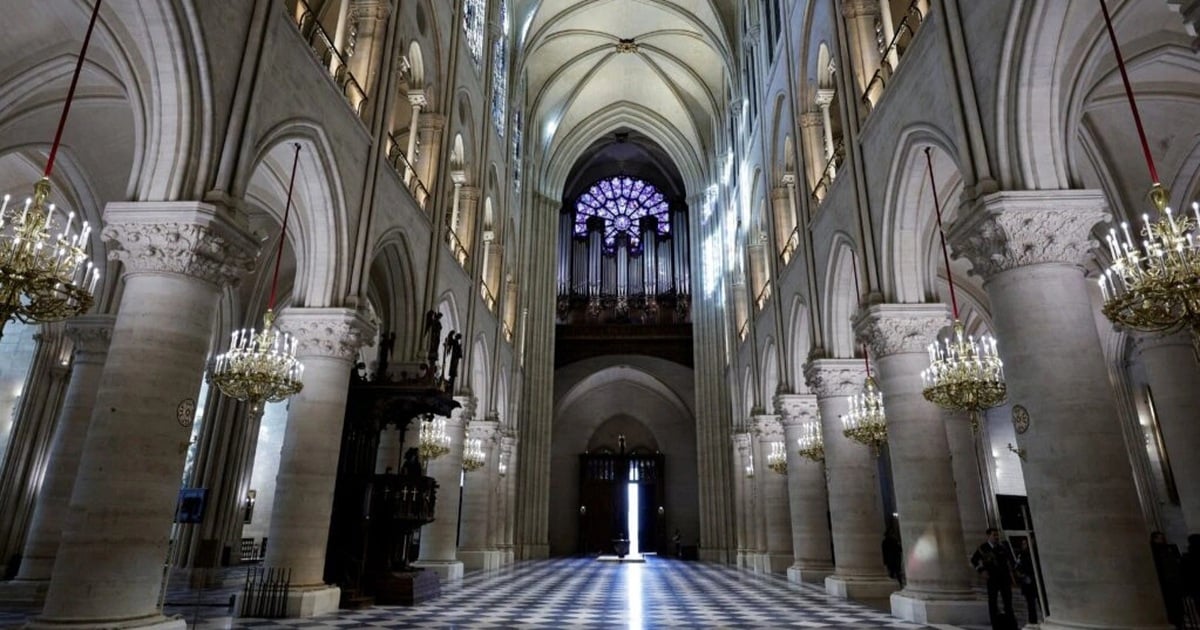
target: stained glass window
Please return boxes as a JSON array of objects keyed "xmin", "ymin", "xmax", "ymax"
[
  {"xmin": 574, "ymin": 176, "xmax": 671, "ymax": 250},
  {"xmin": 464, "ymin": 0, "xmax": 486, "ymax": 66},
  {"xmin": 491, "ymin": 0, "xmax": 509, "ymax": 136}
]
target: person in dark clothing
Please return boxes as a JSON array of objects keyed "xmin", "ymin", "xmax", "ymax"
[
  {"xmin": 971, "ymin": 528, "xmax": 1017, "ymax": 629},
  {"xmin": 882, "ymin": 527, "xmax": 904, "ymax": 588},
  {"xmin": 1151, "ymin": 531, "xmax": 1185, "ymax": 628},
  {"xmin": 1013, "ymin": 538, "xmax": 1041, "ymax": 625}
]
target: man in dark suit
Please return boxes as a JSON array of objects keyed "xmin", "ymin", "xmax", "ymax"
[{"xmin": 971, "ymin": 528, "xmax": 1017, "ymax": 629}]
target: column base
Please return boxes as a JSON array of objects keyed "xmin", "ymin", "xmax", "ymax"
[
  {"xmin": 889, "ymin": 590, "xmax": 988, "ymax": 625},
  {"xmin": 0, "ymin": 579, "xmax": 49, "ymax": 606},
  {"xmin": 825, "ymin": 575, "xmax": 898, "ymax": 600},
  {"xmin": 411, "ymin": 560, "xmax": 463, "ymax": 582},
  {"xmin": 515, "ymin": 544, "xmax": 548, "ymax": 560},
  {"xmin": 459, "ymin": 550, "xmax": 505, "ymax": 571},
  {"xmin": 26, "ymin": 615, "xmax": 186, "ymax": 629},
  {"xmin": 1038, "ymin": 619, "xmax": 1173, "ymax": 630},
  {"xmin": 763, "ymin": 553, "xmax": 791, "ymax": 574},
  {"xmin": 787, "ymin": 563, "xmax": 833, "ymax": 585},
  {"xmin": 236, "ymin": 584, "xmax": 340, "ymax": 619},
  {"xmin": 698, "ymin": 547, "xmax": 730, "ymax": 564}
]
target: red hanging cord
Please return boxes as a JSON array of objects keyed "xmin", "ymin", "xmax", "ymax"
[
  {"xmin": 266, "ymin": 144, "xmax": 302, "ymax": 311},
  {"xmin": 925, "ymin": 147, "xmax": 959, "ymax": 320},
  {"xmin": 45, "ymin": 0, "xmax": 103, "ymax": 178},
  {"xmin": 1099, "ymin": 0, "xmax": 1160, "ymax": 185}
]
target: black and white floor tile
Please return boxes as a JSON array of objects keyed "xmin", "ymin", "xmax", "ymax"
[{"xmin": 1, "ymin": 556, "xmax": 938, "ymax": 629}]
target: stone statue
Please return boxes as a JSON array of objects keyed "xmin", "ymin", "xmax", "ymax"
[
  {"xmin": 446, "ymin": 332, "xmax": 464, "ymax": 390},
  {"xmin": 422, "ymin": 310, "xmax": 442, "ymax": 364}
]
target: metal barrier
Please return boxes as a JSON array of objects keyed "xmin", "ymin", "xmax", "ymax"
[{"xmin": 240, "ymin": 566, "xmax": 291, "ymax": 618}]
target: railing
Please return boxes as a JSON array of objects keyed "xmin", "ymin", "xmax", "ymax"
[
  {"xmin": 780, "ymin": 226, "xmax": 800, "ymax": 266},
  {"xmin": 447, "ymin": 230, "xmax": 470, "ymax": 268},
  {"xmin": 386, "ymin": 133, "xmax": 430, "ymax": 210},
  {"xmin": 290, "ymin": 0, "xmax": 368, "ymax": 119},
  {"xmin": 737, "ymin": 320, "xmax": 749, "ymax": 342},
  {"xmin": 861, "ymin": 0, "xmax": 927, "ymax": 111},
  {"xmin": 480, "ymin": 283, "xmax": 497, "ymax": 312},
  {"xmin": 502, "ymin": 321, "xmax": 513, "ymax": 343},
  {"xmin": 811, "ymin": 139, "xmax": 845, "ymax": 204},
  {"xmin": 755, "ymin": 281, "xmax": 772, "ymax": 311}
]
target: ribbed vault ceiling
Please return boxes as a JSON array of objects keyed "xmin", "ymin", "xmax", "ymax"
[{"xmin": 517, "ymin": 0, "xmax": 735, "ymax": 189}]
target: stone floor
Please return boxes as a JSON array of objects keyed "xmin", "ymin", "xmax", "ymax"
[{"xmin": 0, "ymin": 556, "xmax": 983, "ymax": 628}]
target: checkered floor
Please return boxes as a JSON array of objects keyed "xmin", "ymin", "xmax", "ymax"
[{"xmin": 1, "ymin": 556, "xmax": 934, "ymax": 628}]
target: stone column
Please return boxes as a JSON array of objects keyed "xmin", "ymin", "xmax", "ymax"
[
  {"xmin": 262, "ymin": 307, "xmax": 374, "ymax": 618},
  {"xmin": 751, "ymin": 415, "xmax": 791, "ymax": 574},
  {"xmin": 943, "ymin": 409, "xmax": 991, "ymax": 560},
  {"xmin": 498, "ymin": 433, "xmax": 516, "ymax": 565},
  {"xmin": 842, "ymin": 0, "xmax": 884, "ymax": 105},
  {"xmin": 732, "ymin": 433, "xmax": 753, "ymax": 569},
  {"xmin": 415, "ymin": 113, "xmax": 445, "ymax": 207},
  {"xmin": 776, "ymin": 393, "xmax": 835, "ymax": 584},
  {"xmin": 458, "ymin": 418, "xmax": 500, "ymax": 570},
  {"xmin": 799, "ymin": 112, "xmax": 826, "ymax": 193},
  {"xmin": 804, "ymin": 359, "xmax": 896, "ymax": 601},
  {"xmin": 32, "ymin": 204, "xmax": 258, "ymax": 629},
  {"xmin": 457, "ymin": 186, "xmax": 481, "ymax": 266},
  {"xmin": 403, "ymin": 91, "xmax": 426, "ymax": 187},
  {"xmin": 3, "ymin": 317, "xmax": 113, "ymax": 604},
  {"xmin": 414, "ymin": 396, "xmax": 472, "ymax": 581},
  {"xmin": 950, "ymin": 191, "xmax": 1168, "ymax": 629},
  {"xmin": 854, "ymin": 304, "xmax": 984, "ymax": 624},
  {"xmin": 1136, "ymin": 332, "xmax": 1200, "ymax": 532}
]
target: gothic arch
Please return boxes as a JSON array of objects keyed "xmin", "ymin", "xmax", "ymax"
[{"xmin": 822, "ymin": 234, "xmax": 860, "ymax": 359}]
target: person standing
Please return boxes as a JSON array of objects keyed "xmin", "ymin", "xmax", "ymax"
[
  {"xmin": 882, "ymin": 526, "xmax": 904, "ymax": 588},
  {"xmin": 1014, "ymin": 538, "xmax": 1041, "ymax": 625},
  {"xmin": 971, "ymin": 528, "xmax": 1017, "ymax": 629}
]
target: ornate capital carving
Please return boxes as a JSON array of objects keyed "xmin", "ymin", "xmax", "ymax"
[
  {"xmin": 733, "ymin": 432, "xmax": 753, "ymax": 453},
  {"xmin": 774, "ymin": 393, "xmax": 819, "ymax": 427},
  {"xmin": 350, "ymin": 0, "xmax": 389, "ymax": 21},
  {"xmin": 842, "ymin": 0, "xmax": 881, "ymax": 19},
  {"xmin": 450, "ymin": 394, "xmax": 477, "ymax": 425},
  {"xmin": 948, "ymin": 190, "xmax": 1110, "ymax": 280},
  {"xmin": 750, "ymin": 415, "xmax": 784, "ymax": 441},
  {"xmin": 407, "ymin": 90, "xmax": 428, "ymax": 108},
  {"xmin": 459, "ymin": 186, "xmax": 481, "ymax": 204},
  {"xmin": 799, "ymin": 112, "xmax": 824, "ymax": 129},
  {"xmin": 853, "ymin": 303, "xmax": 949, "ymax": 359},
  {"xmin": 615, "ymin": 38, "xmax": 639, "ymax": 54},
  {"xmin": 467, "ymin": 419, "xmax": 500, "ymax": 445},
  {"xmin": 101, "ymin": 202, "xmax": 259, "ymax": 288},
  {"xmin": 815, "ymin": 89, "xmax": 836, "ymax": 108},
  {"xmin": 277, "ymin": 307, "xmax": 376, "ymax": 361},
  {"xmin": 65, "ymin": 315, "xmax": 116, "ymax": 355},
  {"xmin": 803, "ymin": 359, "xmax": 867, "ymax": 398},
  {"xmin": 780, "ymin": 172, "xmax": 797, "ymax": 186}
]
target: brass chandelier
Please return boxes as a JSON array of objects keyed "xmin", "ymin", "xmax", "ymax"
[
  {"xmin": 918, "ymin": 148, "xmax": 1007, "ymax": 430},
  {"xmin": 796, "ymin": 420, "xmax": 824, "ymax": 462},
  {"xmin": 462, "ymin": 437, "xmax": 486, "ymax": 472},
  {"xmin": 1095, "ymin": 0, "xmax": 1200, "ymax": 357},
  {"xmin": 419, "ymin": 415, "xmax": 451, "ymax": 462},
  {"xmin": 0, "ymin": 0, "xmax": 103, "ymax": 339},
  {"xmin": 209, "ymin": 144, "xmax": 305, "ymax": 410},
  {"xmin": 842, "ymin": 371, "xmax": 887, "ymax": 454},
  {"xmin": 766, "ymin": 441, "xmax": 788, "ymax": 475}
]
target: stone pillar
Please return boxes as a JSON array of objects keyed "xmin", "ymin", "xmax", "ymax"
[
  {"xmin": 854, "ymin": 304, "xmax": 984, "ymax": 624},
  {"xmin": 732, "ymin": 432, "xmax": 754, "ymax": 569},
  {"xmin": 1136, "ymin": 332, "xmax": 1200, "ymax": 532},
  {"xmin": 3, "ymin": 317, "xmax": 112, "ymax": 604},
  {"xmin": 776, "ymin": 393, "xmax": 835, "ymax": 584},
  {"xmin": 414, "ymin": 396, "xmax": 471, "ymax": 581},
  {"xmin": 771, "ymin": 185, "xmax": 794, "ymax": 264},
  {"xmin": 31, "ymin": 204, "xmax": 258, "ymax": 629},
  {"xmin": 415, "ymin": 113, "xmax": 445, "ymax": 207},
  {"xmin": 498, "ymin": 433, "xmax": 516, "ymax": 565},
  {"xmin": 842, "ymin": 0, "xmax": 884, "ymax": 104},
  {"xmin": 458, "ymin": 418, "xmax": 500, "ymax": 570},
  {"xmin": 262, "ymin": 307, "xmax": 374, "ymax": 618},
  {"xmin": 950, "ymin": 191, "xmax": 1168, "ymax": 629},
  {"xmin": 943, "ymin": 409, "xmax": 992, "ymax": 560},
  {"xmin": 751, "ymin": 415, "xmax": 792, "ymax": 574},
  {"xmin": 799, "ymin": 112, "xmax": 826, "ymax": 193},
  {"xmin": 804, "ymin": 360, "xmax": 896, "ymax": 601},
  {"xmin": 403, "ymin": 91, "xmax": 426, "ymax": 187},
  {"xmin": 457, "ymin": 186, "xmax": 481, "ymax": 266}
]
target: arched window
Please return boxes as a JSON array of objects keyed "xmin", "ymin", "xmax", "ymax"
[
  {"xmin": 574, "ymin": 176, "xmax": 670, "ymax": 251},
  {"xmin": 491, "ymin": 0, "xmax": 509, "ymax": 136},
  {"xmin": 463, "ymin": 0, "xmax": 486, "ymax": 66}
]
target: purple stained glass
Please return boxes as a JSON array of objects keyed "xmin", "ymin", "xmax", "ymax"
[{"xmin": 574, "ymin": 176, "xmax": 671, "ymax": 250}]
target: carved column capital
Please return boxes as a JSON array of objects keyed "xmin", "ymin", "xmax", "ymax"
[
  {"xmin": 803, "ymin": 358, "xmax": 867, "ymax": 399},
  {"xmin": 350, "ymin": 0, "xmax": 390, "ymax": 21},
  {"xmin": 733, "ymin": 432, "xmax": 753, "ymax": 454},
  {"xmin": 815, "ymin": 89, "xmax": 836, "ymax": 108},
  {"xmin": 65, "ymin": 314, "xmax": 117, "ymax": 355},
  {"xmin": 459, "ymin": 185, "xmax": 481, "ymax": 204},
  {"xmin": 853, "ymin": 303, "xmax": 949, "ymax": 359},
  {"xmin": 277, "ymin": 307, "xmax": 376, "ymax": 361},
  {"xmin": 842, "ymin": 0, "xmax": 881, "ymax": 19},
  {"xmin": 407, "ymin": 90, "xmax": 428, "ymax": 109},
  {"xmin": 467, "ymin": 419, "xmax": 501, "ymax": 445},
  {"xmin": 799, "ymin": 112, "xmax": 824, "ymax": 128},
  {"xmin": 750, "ymin": 414, "xmax": 784, "ymax": 441},
  {"xmin": 948, "ymin": 190, "xmax": 1110, "ymax": 280},
  {"xmin": 774, "ymin": 393, "xmax": 819, "ymax": 427},
  {"xmin": 101, "ymin": 202, "xmax": 260, "ymax": 289}
]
